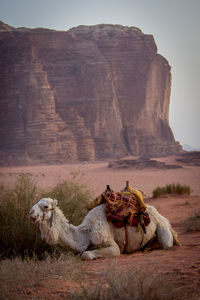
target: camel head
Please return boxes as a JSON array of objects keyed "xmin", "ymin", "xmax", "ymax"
[{"xmin": 29, "ymin": 198, "xmax": 58, "ymax": 224}]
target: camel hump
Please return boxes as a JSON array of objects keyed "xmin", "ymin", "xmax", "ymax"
[
  {"xmin": 88, "ymin": 183, "xmax": 146, "ymax": 213},
  {"xmin": 87, "ymin": 183, "xmax": 150, "ymax": 231},
  {"xmin": 88, "ymin": 195, "xmax": 104, "ymax": 210}
]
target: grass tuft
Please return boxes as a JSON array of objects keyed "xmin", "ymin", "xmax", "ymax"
[
  {"xmin": 0, "ymin": 257, "xmax": 198, "ymax": 300},
  {"xmin": 152, "ymin": 183, "xmax": 191, "ymax": 198},
  {"xmin": 71, "ymin": 265, "xmax": 195, "ymax": 300},
  {"xmin": 0, "ymin": 253, "xmax": 83, "ymax": 300},
  {"xmin": 0, "ymin": 174, "xmax": 44, "ymax": 259}
]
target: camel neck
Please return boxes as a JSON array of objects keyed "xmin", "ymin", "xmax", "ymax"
[
  {"xmin": 59, "ymin": 223, "xmax": 88, "ymax": 253},
  {"xmin": 40, "ymin": 209, "xmax": 89, "ymax": 253}
]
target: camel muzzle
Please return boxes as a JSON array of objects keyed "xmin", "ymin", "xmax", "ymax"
[{"xmin": 29, "ymin": 211, "xmax": 39, "ymax": 222}]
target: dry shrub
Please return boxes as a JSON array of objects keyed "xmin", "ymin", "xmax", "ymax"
[
  {"xmin": 0, "ymin": 253, "xmax": 83, "ymax": 300},
  {"xmin": 71, "ymin": 265, "xmax": 197, "ymax": 300},
  {"xmin": 41, "ymin": 180, "xmax": 91, "ymax": 225},
  {"xmin": 0, "ymin": 174, "xmax": 92, "ymax": 258},
  {"xmin": 0, "ymin": 174, "xmax": 45, "ymax": 259},
  {"xmin": 0, "ymin": 257, "xmax": 198, "ymax": 300},
  {"xmin": 183, "ymin": 211, "xmax": 200, "ymax": 232}
]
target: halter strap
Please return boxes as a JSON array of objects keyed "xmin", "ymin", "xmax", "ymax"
[
  {"xmin": 42, "ymin": 200, "xmax": 57, "ymax": 228},
  {"xmin": 123, "ymin": 225, "xmax": 129, "ymax": 253}
]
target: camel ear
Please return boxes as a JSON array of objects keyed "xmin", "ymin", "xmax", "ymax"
[{"xmin": 53, "ymin": 199, "xmax": 58, "ymax": 207}]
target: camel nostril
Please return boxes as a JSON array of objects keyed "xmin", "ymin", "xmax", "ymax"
[{"xmin": 29, "ymin": 214, "xmax": 38, "ymax": 221}]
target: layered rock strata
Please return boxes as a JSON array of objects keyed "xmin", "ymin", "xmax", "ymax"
[{"xmin": 0, "ymin": 22, "xmax": 182, "ymax": 165}]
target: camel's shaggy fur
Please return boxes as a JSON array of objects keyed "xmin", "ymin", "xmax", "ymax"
[{"xmin": 29, "ymin": 198, "xmax": 179, "ymax": 260}]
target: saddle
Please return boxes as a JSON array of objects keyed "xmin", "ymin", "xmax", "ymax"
[{"xmin": 88, "ymin": 183, "xmax": 150, "ymax": 233}]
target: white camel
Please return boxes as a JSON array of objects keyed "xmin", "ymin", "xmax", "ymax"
[{"xmin": 29, "ymin": 198, "xmax": 180, "ymax": 260}]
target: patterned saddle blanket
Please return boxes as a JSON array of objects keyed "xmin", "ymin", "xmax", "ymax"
[{"xmin": 88, "ymin": 187, "xmax": 150, "ymax": 231}]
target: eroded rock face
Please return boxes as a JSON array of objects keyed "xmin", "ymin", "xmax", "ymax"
[{"xmin": 0, "ymin": 22, "xmax": 182, "ymax": 165}]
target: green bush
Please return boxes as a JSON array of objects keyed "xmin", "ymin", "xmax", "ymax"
[
  {"xmin": 0, "ymin": 174, "xmax": 92, "ymax": 259},
  {"xmin": 152, "ymin": 183, "xmax": 191, "ymax": 198}
]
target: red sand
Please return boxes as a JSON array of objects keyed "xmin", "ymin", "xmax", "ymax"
[
  {"xmin": 18, "ymin": 195, "xmax": 200, "ymax": 299},
  {"xmin": 0, "ymin": 156, "xmax": 200, "ymax": 197},
  {"xmin": 1, "ymin": 157, "xmax": 200, "ymax": 298}
]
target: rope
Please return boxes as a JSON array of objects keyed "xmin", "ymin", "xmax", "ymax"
[
  {"xmin": 42, "ymin": 199, "xmax": 57, "ymax": 228},
  {"xmin": 123, "ymin": 225, "xmax": 129, "ymax": 253}
]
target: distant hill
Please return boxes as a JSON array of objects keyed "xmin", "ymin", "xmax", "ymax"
[{"xmin": 182, "ymin": 144, "xmax": 200, "ymax": 152}]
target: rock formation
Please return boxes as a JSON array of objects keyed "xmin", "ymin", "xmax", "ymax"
[
  {"xmin": 108, "ymin": 158, "xmax": 182, "ymax": 170},
  {"xmin": 0, "ymin": 22, "xmax": 182, "ymax": 165},
  {"xmin": 176, "ymin": 152, "xmax": 200, "ymax": 166}
]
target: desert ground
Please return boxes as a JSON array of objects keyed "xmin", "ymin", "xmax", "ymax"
[
  {"xmin": 0, "ymin": 156, "xmax": 200, "ymax": 299},
  {"xmin": 0, "ymin": 156, "xmax": 200, "ymax": 197}
]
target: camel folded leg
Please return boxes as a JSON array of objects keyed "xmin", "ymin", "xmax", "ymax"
[
  {"xmin": 156, "ymin": 222, "xmax": 174, "ymax": 249},
  {"xmin": 169, "ymin": 224, "xmax": 182, "ymax": 246},
  {"xmin": 81, "ymin": 241, "xmax": 120, "ymax": 260}
]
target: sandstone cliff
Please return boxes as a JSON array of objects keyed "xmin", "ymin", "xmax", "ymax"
[{"xmin": 0, "ymin": 22, "xmax": 182, "ymax": 165}]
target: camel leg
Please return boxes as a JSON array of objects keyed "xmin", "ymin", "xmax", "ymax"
[
  {"xmin": 81, "ymin": 241, "xmax": 120, "ymax": 260},
  {"xmin": 169, "ymin": 224, "xmax": 182, "ymax": 246},
  {"xmin": 156, "ymin": 221, "xmax": 173, "ymax": 249}
]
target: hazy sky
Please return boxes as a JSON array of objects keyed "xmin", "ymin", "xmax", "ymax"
[{"xmin": 0, "ymin": 0, "xmax": 199, "ymax": 148}]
